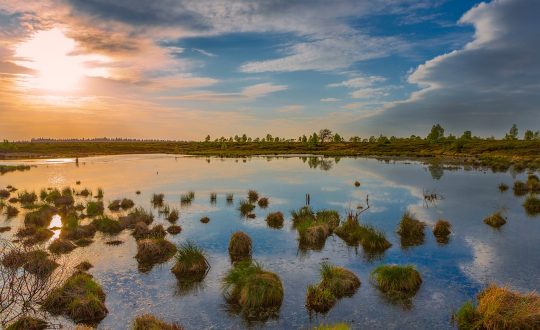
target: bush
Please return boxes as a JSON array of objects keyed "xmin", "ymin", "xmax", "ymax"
[
  {"xmin": 266, "ymin": 212, "xmax": 284, "ymax": 229},
  {"xmin": 371, "ymin": 264, "xmax": 422, "ymax": 297},
  {"xmin": 43, "ymin": 272, "xmax": 108, "ymax": 324},
  {"xmin": 396, "ymin": 211, "xmax": 425, "ymax": 247},
  {"xmin": 132, "ymin": 314, "xmax": 184, "ymax": 330},
  {"xmin": 228, "ymin": 231, "xmax": 252, "ymax": 262},
  {"xmin": 483, "ymin": 212, "xmax": 506, "ymax": 228}
]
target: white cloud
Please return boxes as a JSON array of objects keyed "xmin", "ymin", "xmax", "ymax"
[
  {"xmin": 192, "ymin": 48, "xmax": 216, "ymax": 57},
  {"xmin": 328, "ymin": 75, "xmax": 386, "ymax": 88},
  {"xmin": 242, "ymin": 83, "xmax": 287, "ymax": 98},
  {"xmin": 277, "ymin": 105, "xmax": 304, "ymax": 113},
  {"xmin": 320, "ymin": 98, "xmax": 339, "ymax": 102}
]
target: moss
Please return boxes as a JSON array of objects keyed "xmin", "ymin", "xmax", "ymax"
[
  {"xmin": 483, "ymin": 212, "xmax": 506, "ymax": 228},
  {"xmin": 306, "ymin": 285, "xmax": 336, "ymax": 313},
  {"xmin": 24, "ymin": 205, "xmax": 56, "ymax": 227},
  {"xmin": 228, "ymin": 231, "xmax": 252, "ymax": 263},
  {"xmin": 48, "ymin": 238, "xmax": 77, "ymax": 254},
  {"xmin": 257, "ymin": 197, "xmax": 269, "ymax": 208},
  {"xmin": 223, "ymin": 260, "xmax": 283, "ymax": 319},
  {"xmin": 247, "ymin": 190, "xmax": 259, "ymax": 203},
  {"xmin": 91, "ymin": 216, "xmax": 123, "ymax": 234},
  {"xmin": 171, "ymin": 241, "xmax": 209, "ymax": 279},
  {"xmin": 6, "ymin": 316, "xmax": 47, "ymax": 330},
  {"xmin": 397, "ymin": 211, "xmax": 426, "ymax": 248},
  {"xmin": 266, "ymin": 212, "xmax": 284, "ymax": 229},
  {"xmin": 371, "ymin": 264, "xmax": 422, "ymax": 297},
  {"xmin": 135, "ymin": 238, "xmax": 177, "ymax": 272},
  {"xmin": 132, "ymin": 314, "xmax": 184, "ymax": 330},
  {"xmin": 433, "ymin": 220, "xmax": 452, "ymax": 243},
  {"xmin": 523, "ymin": 195, "xmax": 540, "ymax": 216},
  {"xmin": 86, "ymin": 201, "xmax": 104, "ymax": 217},
  {"xmin": 43, "ymin": 272, "xmax": 108, "ymax": 324},
  {"xmin": 167, "ymin": 225, "xmax": 182, "ymax": 235},
  {"xmin": 454, "ymin": 285, "xmax": 540, "ymax": 330},
  {"xmin": 200, "ymin": 216, "xmax": 210, "ymax": 223}
]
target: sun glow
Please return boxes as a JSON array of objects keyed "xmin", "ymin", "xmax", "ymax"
[{"xmin": 14, "ymin": 28, "xmax": 108, "ymax": 92}]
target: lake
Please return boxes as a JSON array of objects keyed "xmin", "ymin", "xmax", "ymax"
[{"xmin": 1, "ymin": 154, "xmax": 539, "ymax": 329}]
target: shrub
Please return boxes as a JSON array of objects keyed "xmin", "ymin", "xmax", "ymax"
[
  {"xmin": 433, "ymin": 220, "xmax": 452, "ymax": 243},
  {"xmin": 483, "ymin": 212, "xmax": 506, "ymax": 228},
  {"xmin": 222, "ymin": 260, "xmax": 283, "ymax": 319},
  {"xmin": 43, "ymin": 272, "xmax": 108, "ymax": 324},
  {"xmin": 132, "ymin": 314, "xmax": 184, "ymax": 330},
  {"xmin": 171, "ymin": 241, "xmax": 209, "ymax": 282},
  {"xmin": 247, "ymin": 190, "xmax": 259, "ymax": 203},
  {"xmin": 167, "ymin": 225, "xmax": 182, "ymax": 235},
  {"xmin": 6, "ymin": 316, "xmax": 47, "ymax": 330},
  {"xmin": 48, "ymin": 238, "xmax": 77, "ymax": 254},
  {"xmin": 257, "ymin": 197, "xmax": 269, "ymax": 208},
  {"xmin": 454, "ymin": 285, "xmax": 540, "ymax": 330},
  {"xmin": 396, "ymin": 211, "xmax": 425, "ymax": 247},
  {"xmin": 87, "ymin": 201, "xmax": 104, "ymax": 217},
  {"xmin": 228, "ymin": 231, "xmax": 252, "ymax": 263},
  {"xmin": 135, "ymin": 238, "xmax": 177, "ymax": 271},
  {"xmin": 523, "ymin": 195, "xmax": 540, "ymax": 216},
  {"xmin": 371, "ymin": 264, "xmax": 422, "ymax": 297},
  {"xmin": 91, "ymin": 216, "xmax": 123, "ymax": 234},
  {"xmin": 266, "ymin": 212, "xmax": 284, "ymax": 229}
]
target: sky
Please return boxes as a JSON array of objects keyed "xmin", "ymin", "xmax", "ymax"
[{"xmin": 0, "ymin": 0, "xmax": 538, "ymax": 140}]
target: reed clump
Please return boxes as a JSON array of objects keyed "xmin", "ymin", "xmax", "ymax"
[
  {"xmin": 222, "ymin": 260, "xmax": 283, "ymax": 319},
  {"xmin": 135, "ymin": 238, "xmax": 177, "ymax": 271},
  {"xmin": 266, "ymin": 212, "xmax": 284, "ymax": 229},
  {"xmin": 91, "ymin": 216, "xmax": 123, "ymax": 234},
  {"xmin": 171, "ymin": 241, "xmax": 209, "ymax": 281},
  {"xmin": 396, "ymin": 211, "xmax": 425, "ymax": 248},
  {"xmin": 484, "ymin": 211, "xmax": 506, "ymax": 228},
  {"xmin": 43, "ymin": 272, "xmax": 108, "ymax": 324},
  {"xmin": 228, "ymin": 231, "xmax": 252, "ymax": 263},
  {"xmin": 132, "ymin": 314, "xmax": 184, "ymax": 330},
  {"xmin": 247, "ymin": 190, "xmax": 259, "ymax": 203},
  {"xmin": 87, "ymin": 201, "xmax": 104, "ymax": 217},
  {"xmin": 119, "ymin": 207, "xmax": 154, "ymax": 229},
  {"xmin": 167, "ymin": 209, "xmax": 179, "ymax": 223},
  {"xmin": 370, "ymin": 264, "xmax": 422, "ymax": 298},
  {"xmin": 334, "ymin": 214, "xmax": 391, "ymax": 254},
  {"xmin": 453, "ymin": 285, "xmax": 540, "ymax": 330},
  {"xmin": 48, "ymin": 238, "xmax": 77, "ymax": 254},
  {"xmin": 151, "ymin": 193, "xmax": 165, "ymax": 206},
  {"xmin": 432, "ymin": 220, "xmax": 452, "ymax": 244},
  {"xmin": 5, "ymin": 316, "xmax": 48, "ymax": 330}
]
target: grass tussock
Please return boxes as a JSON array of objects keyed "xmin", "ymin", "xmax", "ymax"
[
  {"xmin": 6, "ymin": 316, "xmax": 48, "ymax": 330},
  {"xmin": 167, "ymin": 209, "xmax": 179, "ymax": 223},
  {"xmin": 200, "ymin": 216, "xmax": 210, "ymax": 223},
  {"xmin": 96, "ymin": 188, "xmax": 104, "ymax": 199},
  {"xmin": 257, "ymin": 197, "xmax": 269, "ymax": 208},
  {"xmin": 354, "ymin": 181, "xmax": 361, "ymax": 187},
  {"xmin": 247, "ymin": 190, "xmax": 259, "ymax": 203},
  {"xmin": 135, "ymin": 238, "xmax": 177, "ymax": 272},
  {"xmin": 498, "ymin": 183, "xmax": 509, "ymax": 192},
  {"xmin": 523, "ymin": 195, "xmax": 540, "ymax": 216},
  {"xmin": 2, "ymin": 249, "xmax": 59, "ymax": 278},
  {"xmin": 454, "ymin": 285, "xmax": 540, "ymax": 330},
  {"xmin": 396, "ymin": 211, "xmax": 426, "ymax": 248},
  {"xmin": 75, "ymin": 260, "xmax": 94, "ymax": 272},
  {"xmin": 107, "ymin": 199, "xmax": 121, "ymax": 211},
  {"xmin": 43, "ymin": 272, "xmax": 108, "ymax": 324},
  {"xmin": 18, "ymin": 190, "xmax": 37, "ymax": 204},
  {"xmin": 334, "ymin": 214, "xmax": 391, "ymax": 254},
  {"xmin": 229, "ymin": 231, "xmax": 252, "ymax": 263},
  {"xmin": 238, "ymin": 200, "xmax": 255, "ymax": 217},
  {"xmin": 171, "ymin": 241, "xmax": 209, "ymax": 280},
  {"xmin": 223, "ymin": 260, "xmax": 283, "ymax": 319},
  {"xmin": 266, "ymin": 212, "xmax": 284, "ymax": 229},
  {"xmin": 371, "ymin": 264, "xmax": 422, "ymax": 297},
  {"xmin": 292, "ymin": 207, "xmax": 343, "ymax": 250},
  {"xmin": 432, "ymin": 220, "xmax": 452, "ymax": 244},
  {"xmin": 86, "ymin": 201, "xmax": 104, "ymax": 217},
  {"xmin": 484, "ymin": 211, "xmax": 507, "ymax": 228},
  {"xmin": 180, "ymin": 191, "xmax": 195, "ymax": 206},
  {"xmin": 6, "ymin": 205, "xmax": 19, "ymax": 217},
  {"xmin": 24, "ymin": 205, "xmax": 56, "ymax": 227},
  {"xmin": 17, "ymin": 227, "xmax": 54, "ymax": 246},
  {"xmin": 151, "ymin": 193, "xmax": 165, "ymax": 206},
  {"xmin": 167, "ymin": 224, "xmax": 182, "ymax": 235},
  {"xmin": 48, "ymin": 238, "xmax": 77, "ymax": 254},
  {"xmin": 132, "ymin": 223, "xmax": 166, "ymax": 240},
  {"xmin": 120, "ymin": 198, "xmax": 134, "ymax": 209},
  {"xmin": 210, "ymin": 192, "xmax": 217, "ymax": 204},
  {"xmin": 226, "ymin": 193, "xmax": 234, "ymax": 204},
  {"xmin": 132, "ymin": 314, "xmax": 184, "ymax": 330},
  {"xmin": 119, "ymin": 207, "xmax": 154, "ymax": 228},
  {"xmin": 60, "ymin": 223, "xmax": 96, "ymax": 241},
  {"xmin": 306, "ymin": 285, "xmax": 336, "ymax": 313},
  {"xmin": 0, "ymin": 189, "xmax": 10, "ymax": 199},
  {"xmin": 91, "ymin": 216, "xmax": 123, "ymax": 234}
]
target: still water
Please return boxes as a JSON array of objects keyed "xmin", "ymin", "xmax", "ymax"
[{"xmin": 1, "ymin": 154, "xmax": 539, "ymax": 329}]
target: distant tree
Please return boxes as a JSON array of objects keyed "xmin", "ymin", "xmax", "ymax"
[
  {"xmin": 368, "ymin": 136, "xmax": 376, "ymax": 143},
  {"xmin": 349, "ymin": 136, "xmax": 361, "ymax": 142},
  {"xmin": 332, "ymin": 133, "xmax": 343, "ymax": 142},
  {"xmin": 523, "ymin": 130, "xmax": 537, "ymax": 141},
  {"xmin": 426, "ymin": 124, "xmax": 445, "ymax": 142},
  {"xmin": 205, "ymin": 135, "xmax": 211, "ymax": 142},
  {"xmin": 460, "ymin": 131, "xmax": 472, "ymax": 140},
  {"xmin": 504, "ymin": 124, "xmax": 518, "ymax": 140},
  {"xmin": 301, "ymin": 135, "xmax": 307, "ymax": 143},
  {"xmin": 319, "ymin": 129, "xmax": 332, "ymax": 143},
  {"xmin": 241, "ymin": 134, "xmax": 247, "ymax": 143},
  {"xmin": 377, "ymin": 135, "xmax": 390, "ymax": 144}
]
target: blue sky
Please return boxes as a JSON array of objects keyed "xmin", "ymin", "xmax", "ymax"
[{"xmin": 0, "ymin": 0, "xmax": 538, "ymax": 139}]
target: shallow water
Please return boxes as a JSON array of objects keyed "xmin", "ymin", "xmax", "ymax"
[{"xmin": 1, "ymin": 154, "xmax": 539, "ymax": 329}]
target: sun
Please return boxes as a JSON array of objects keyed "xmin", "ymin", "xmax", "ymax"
[{"xmin": 14, "ymin": 28, "xmax": 107, "ymax": 92}]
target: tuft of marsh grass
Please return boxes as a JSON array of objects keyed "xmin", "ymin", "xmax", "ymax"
[
  {"xmin": 180, "ymin": 191, "xmax": 195, "ymax": 206},
  {"xmin": 151, "ymin": 193, "xmax": 165, "ymax": 207},
  {"xmin": 75, "ymin": 260, "xmax": 93, "ymax": 272},
  {"xmin": 120, "ymin": 198, "xmax": 134, "ymax": 209},
  {"xmin": 0, "ymin": 189, "xmax": 10, "ymax": 199},
  {"xmin": 266, "ymin": 212, "xmax": 284, "ymax": 229},
  {"xmin": 18, "ymin": 190, "xmax": 37, "ymax": 204},
  {"xmin": 319, "ymin": 263, "xmax": 360, "ymax": 298},
  {"xmin": 483, "ymin": 211, "xmax": 506, "ymax": 228},
  {"xmin": 2, "ymin": 249, "xmax": 58, "ymax": 278},
  {"xmin": 87, "ymin": 201, "xmax": 104, "ymax": 217},
  {"xmin": 24, "ymin": 204, "xmax": 56, "ymax": 227},
  {"xmin": 453, "ymin": 285, "xmax": 540, "ymax": 330},
  {"xmin": 334, "ymin": 214, "xmax": 391, "ymax": 254},
  {"xmin": 108, "ymin": 199, "xmax": 121, "ymax": 211},
  {"xmin": 257, "ymin": 197, "xmax": 269, "ymax": 208},
  {"xmin": 132, "ymin": 223, "xmax": 166, "ymax": 240},
  {"xmin": 247, "ymin": 190, "xmax": 259, "ymax": 203},
  {"xmin": 228, "ymin": 231, "xmax": 252, "ymax": 263},
  {"xmin": 226, "ymin": 193, "xmax": 234, "ymax": 205},
  {"xmin": 91, "ymin": 216, "xmax": 123, "ymax": 234},
  {"xmin": 167, "ymin": 208, "xmax": 179, "ymax": 223},
  {"xmin": 222, "ymin": 260, "xmax": 283, "ymax": 319},
  {"xmin": 158, "ymin": 204, "xmax": 171, "ymax": 215},
  {"xmin": 306, "ymin": 284, "xmax": 336, "ymax": 313},
  {"xmin": 370, "ymin": 264, "xmax": 422, "ymax": 297},
  {"xmin": 5, "ymin": 316, "xmax": 47, "ymax": 330},
  {"xmin": 432, "ymin": 220, "xmax": 452, "ymax": 244},
  {"xmin": 6, "ymin": 205, "xmax": 19, "ymax": 218},
  {"xmin": 523, "ymin": 195, "xmax": 540, "ymax": 216},
  {"xmin": 48, "ymin": 238, "xmax": 77, "ymax": 254},
  {"xmin": 200, "ymin": 216, "xmax": 210, "ymax": 224},
  {"xmin": 78, "ymin": 188, "xmax": 91, "ymax": 197},
  {"xmin": 210, "ymin": 193, "xmax": 217, "ymax": 204},
  {"xmin": 96, "ymin": 187, "xmax": 104, "ymax": 199},
  {"xmin": 498, "ymin": 183, "xmax": 509, "ymax": 192},
  {"xmin": 354, "ymin": 181, "xmax": 361, "ymax": 187},
  {"xmin": 396, "ymin": 211, "xmax": 425, "ymax": 248},
  {"xmin": 132, "ymin": 314, "xmax": 184, "ymax": 330},
  {"xmin": 238, "ymin": 200, "xmax": 255, "ymax": 217},
  {"xmin": 43, "ymin": 272, "xmax": 108, "ymax": 323},
  {"xmin": 171, "ymin": 241, "xmax": 209, "ymax": 279},
  {"xmin": 119, "ymin": 207, "xmax": 154, "ymax": 229},
  {"xmin": 167, "ymin": 225, "xmax": 182, "ymax": 235},
  {"xmin": 135, "ymin": 238, "xmax": 177, "ymax": 272}
]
